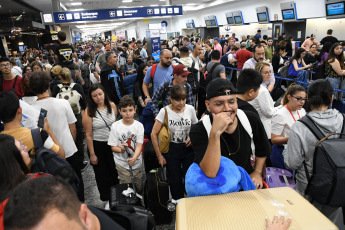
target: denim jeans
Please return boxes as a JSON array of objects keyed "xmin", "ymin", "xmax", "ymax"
[
  {"xmin": 326, "ymin": 77, "xmax": 345, "ymax": 100},
  {"xmin": 297, "ymin": 70, "xmax": 308, "ymax": 88}
]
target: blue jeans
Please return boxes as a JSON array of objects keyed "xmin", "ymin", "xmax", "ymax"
[
  {"xmin": 326, "ymin": 77, "xmax": 345, "ymax": 100},
  {"xmin": 297, "ymin": 70, "xmax": 308, "ymax": 88}
]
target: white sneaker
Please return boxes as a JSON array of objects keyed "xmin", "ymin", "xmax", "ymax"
[{"xmin": 104, "ymin": 201, "xmax": 110, "ymax": 210}]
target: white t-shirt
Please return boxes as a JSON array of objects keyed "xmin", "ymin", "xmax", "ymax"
[
  {"xmin": 156, "ymin": 104, "xmax": 198, "ymax": 143},
  {"xmin": 271, "ymin": 105, "xmax": 306, "ymax": 138},
  {"xmin": 32, "ymin": 98, "xmax": 77, "ymax": 158},
  {"xmin": 107, "ymin": 120, "xmax": 144, "ymax": 170}
]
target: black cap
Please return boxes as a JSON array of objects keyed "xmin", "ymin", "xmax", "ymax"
[{"xmin": 206, "ymin": 78, "xmax": 242, "ymax": 100}]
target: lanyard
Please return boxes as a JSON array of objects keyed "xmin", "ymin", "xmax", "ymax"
[{"xmin": 286, "ymin": 104, "xmax": 300, "ymax": 122}]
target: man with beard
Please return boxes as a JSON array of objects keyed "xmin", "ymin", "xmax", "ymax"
[
  {"xmin": 243, "ymin": 45, "xmax": 275, "ymax": 92},
  {"xmin": 142, "ymin": 49, "xmax": 173, "ymax": 105},
  {"xmin": 189, "ymin": 78, "xmax": 270, "ymax": 189}
]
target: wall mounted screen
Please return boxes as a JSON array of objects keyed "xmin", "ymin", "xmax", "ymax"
[
  {"xmin": 326, "ymin": 2, "xmax": 345, "ymax": 16},
  {"xmin": 282, "ymin": 9, "xmax": 295, "ymax": 19},
  {"xmin": 227, "ymin": 17, "xmax": 234, "ymax": 24},
  {"xmin": 234, "ymin": 16, "xmax": 242, "ymax": 24},
  {"xmin": 257, "ymin": 12, "xmax": 268, "ymax": 22}
]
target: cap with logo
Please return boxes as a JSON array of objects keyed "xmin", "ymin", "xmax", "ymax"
[
  {"xmin": 206, "ymin": 78, "xmax": 242, "ymax": 100},
  {"xmin": 172, "ymin": 64, "xmax": 191, "ymax": 77}
]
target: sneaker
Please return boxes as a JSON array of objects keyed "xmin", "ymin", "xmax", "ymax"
[{"xmin": 104, "ymin": 201, "xmax": 110, "ymax": 210}]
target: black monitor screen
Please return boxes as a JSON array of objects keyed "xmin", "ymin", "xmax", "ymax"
[
  {"xmin": 210, "ymin": 19, "xmax": 217, "ymax": 26},
  {"xmin": 257, "ymin": 12, "xmax": 268, "ymax": 22},
  {"xmin": 234, "ymin": 16, "xmax": 242, "ymax": 24},
  {"xmin": 205, "ymin": 20, "xmax": 211, "ymax": 27},
  {"xmin": 227, "ymin": 17, "xmax": 234, "ymax": 24},
  {"xmin": 282, "ymin": 9, "xmax": 295, "ymax": 20},
  {"xmin": 326, "ymin": 1, "xmax": 345, "ymax": 16}
]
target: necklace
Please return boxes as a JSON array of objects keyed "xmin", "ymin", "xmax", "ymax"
[
  {"xmin": 286, "ymin": 104, "xmax": 300, "ymax": 122},
  {"xmin": 220, "ymin": 124, "xmax": 240, "ymax": 156},
  {"xmin": 171, "ymin": 105, "xmax": 185, "ymax": 122},
  {"xmin": 37, "ymin": 95, "xmax": 50, "ymax": 100}
]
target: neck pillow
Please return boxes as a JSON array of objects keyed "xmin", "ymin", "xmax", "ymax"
[{"xmin": 185, "ymin": 156, "xmax": 256, "ymax": 197}]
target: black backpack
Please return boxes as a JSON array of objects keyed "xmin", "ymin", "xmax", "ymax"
[
  {"xmin": 200, "ymin": 63, "xmax": 220, "ymax": 89},
  {"xmin": 29, "ymin": 128, "xmax": 80, "ymax": 194},
  {"xmin": 299, "ymin": 114, "xmax": 345, "ymax": 207},
  {"xmin": 314, "ymin": 62, "xmax": 326, "ymax": 80}
]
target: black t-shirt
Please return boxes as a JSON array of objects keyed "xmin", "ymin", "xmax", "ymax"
[
  {"xmin": 236, "ymin": 98, "xmax": 259, "ymax": 117},
  {"xmin": 55, "ymin": 43, "xmax": 74, "ymax": 67},
  {"xmin": 88, "ymin": 206, "xmax": 125, "ymax": 230},
  {"xmin": 190, "ymin": 110, "xmax": 270, "ymax": 174},
  {"xmin": 320, "ymin": 36, "xmax": 338, "ymax": 45}
]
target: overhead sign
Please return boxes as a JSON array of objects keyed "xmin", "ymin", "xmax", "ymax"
[{"xmin": 51, "ymin": 6, "xmax": 183, "ymax": 24}]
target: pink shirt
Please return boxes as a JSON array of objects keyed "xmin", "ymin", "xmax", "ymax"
[{"xmin": 214, "ymin": 43, "xmax": 222, "ymax": 56}]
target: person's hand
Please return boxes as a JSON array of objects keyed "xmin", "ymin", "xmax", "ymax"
[
  {"xmin": 120, "ymin": 142, "xmax": 128, "ymax": 153},
  {"xmin": 81, "ymin": 81, "xmax": 85, "ymax": 86},
  {"xmin": 211, "ymin": 112, "xmax": 235, "ymax": 136},
  {"xmin": 43, "ymin": 117, "xmax": 51, "ymax": 132},
  {"xmin": 127, "ymin": 157, "xmax": 137, "ymax": 166},
  {"xmin": 282, "ymin": 52, "xmax": 287, "ymax": 57},
  {"xmin": 250, "ymin": 170, "xmax": 263, "ymax": 189},
  {"xmin": 90, "ymin": 154, "xmax": 98, "ymax": 165},
  {"xmin": 185, "ymin": 137, "xmax": 192, "ymax": 147},
  {"xmin": 266, "ymin": 215, "xmax": 292, "ymax": 230},
  {"xmin": 144, "ymin": 97, "xmax": 151, "ymax": 105},
  {"xmin": 157, "ymin": 155, "xmax": 166, "ymax": 168}
]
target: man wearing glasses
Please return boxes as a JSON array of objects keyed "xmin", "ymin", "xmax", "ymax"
[
  {"xmin": 0, "ymin": 57, "xmax": 24, "ymax": 98},
  {"xmin": 189, "ymin": 78, "xmax": 270, "ymax": 189}
]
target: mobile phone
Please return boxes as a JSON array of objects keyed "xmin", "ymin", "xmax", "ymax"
[{"xmin": 37, "ymin": 108, "xmax": 47, "ymax": 128}]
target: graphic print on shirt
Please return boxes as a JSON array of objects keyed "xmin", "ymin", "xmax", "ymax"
[
  {"xmin": 118, "ymin": 131, "xmax": 137, "ymax": 157},
  {"xmin": 169, "ymin": 118, "xmax": 191, "ymax": 143},
  {"xmin": 59, "ymin": 49, "xmax": 73, "ymax": 60}
]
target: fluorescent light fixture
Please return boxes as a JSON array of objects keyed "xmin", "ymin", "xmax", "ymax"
[
  {"xmin": 159, "ymin": 0, "xmax": 166, "ymax": 1},
  {"xmin": 122, "ymin": 0, "xmax": 132, "ymax": 2},
  {"xmin": 71, "ymin": 2, "xmax": 82, "ymax": 5},
  {"xmin": 118, "ymin": 6, "xmax": 128, "ymax": 8},
  {"xmin": 150, "ymin": 4, "xmax": 158, "ymax": 6},
  {"xmin": 185, "ymin": 3, "xmax": 196, "ymax": 6},
  {"xmin": 60, "ymin": 2, "xmax": 67, "ymax": 11},
  {"xmin": 18, "ymin": 42, "xmax": 24, "ymax": 45},
  {"xmin": 70, "ymin": 8, "xmax": 84, "ymax": 11}
]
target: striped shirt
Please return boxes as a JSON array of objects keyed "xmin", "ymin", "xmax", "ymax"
[{"xmin": 92, "ymin": 108, "xmax": 116, "ymax": 141}]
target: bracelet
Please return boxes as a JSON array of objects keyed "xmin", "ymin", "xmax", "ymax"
[
  {"xmin": 145, "ymin": 96, "xmax": 150, "ymax": 99},
  {"xmin": 254, "ymin": 169, "xmax": 262, "ymax": 174}
]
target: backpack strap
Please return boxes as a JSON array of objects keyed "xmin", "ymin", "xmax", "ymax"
[
  {"xmin": 11, "ymin": 76, "xmax": 19, "ymax": 91},
  {"xmin": 340, "ymin": 113, "xmax": 345, "ymax": 138},
  {"xmin": 298, "ymin": 115, "xmax": 325, "ymax": 141},
  {"xmin": 205, "ymin": 63, "xmax": 220, "ymax": 81},
  {"xmin": 150, "ymin": 64, "xmax": 158, "ymax": 79},
  {"xmin": 161, "ymin": 81, "xmax": 171, "ymax": 100},
  {"xmin": 237, "ymin": 109, "xmax": 255, "ymax": 156},
  {"xmin": 31, "ymin": 128, "xmax": 44, "ymax": 149},
  {"xmin": 201, "ymin": 110, "xmax": 255, "ymax": 155},
  {"xmin": 173, "ymin": 58, "xmax": 183, "ymax": 65}
]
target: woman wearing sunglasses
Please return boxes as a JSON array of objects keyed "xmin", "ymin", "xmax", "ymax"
[{"xmin": 270, "ymin": 84, "xmax": 306, "ymax": 169}]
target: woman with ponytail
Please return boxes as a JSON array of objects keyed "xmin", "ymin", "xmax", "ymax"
[{"xmin": 284, "ymin": 79, "xmax": 343, "ymax": 226}]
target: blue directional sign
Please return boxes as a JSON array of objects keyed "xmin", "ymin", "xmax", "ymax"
[{"xmin": 51, "ymin": 6, "xmax": 183, "ymax": 24}]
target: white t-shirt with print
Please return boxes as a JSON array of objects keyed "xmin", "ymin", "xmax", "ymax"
[
  {"xmin": 271, "ymin": 105, "xmax": 306, "ymax": 138},
  {"xmin": 32, "ymin": 98, "xmax": 77, "ymax": 158},
  {"xmin": 156, "ymin": 104, "xmax": 198, "ymax": 144},
  {"xmin": 108, "ymin": 120, "xmax": 144, "ymax": 170}
]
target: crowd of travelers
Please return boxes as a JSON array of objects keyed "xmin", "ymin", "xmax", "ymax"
[{"xmin": 1, "ymin": 28, "xmax": 345, "ymax": 230}]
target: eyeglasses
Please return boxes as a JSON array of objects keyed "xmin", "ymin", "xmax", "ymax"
[
  {"xmin": 213, "ymin": 99, "xmax": 236, "ymax": 110},
  {"xmin": 0, "ymin": 63, "xmax": 11, "ymax": 68},
  {"xmin": 292, "ymin": 96, "xmax": 307, "ymax": 102}
]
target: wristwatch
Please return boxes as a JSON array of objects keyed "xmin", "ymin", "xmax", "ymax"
[{"xmin": 145, "ymin": 96, "xmax": 150, "ymax": 99}]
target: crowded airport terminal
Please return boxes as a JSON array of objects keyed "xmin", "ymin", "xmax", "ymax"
[{"xmin": 1, "ymin": 0, "xmax": 345, "ymax": 229}]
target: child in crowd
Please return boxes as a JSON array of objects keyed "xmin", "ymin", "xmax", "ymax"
[{"xmin": 108, "ymin": 96, "xmax": 144, "ymax": 193}]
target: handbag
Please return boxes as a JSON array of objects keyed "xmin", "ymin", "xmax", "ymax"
[{"xmin": 158, "ymin": 107, "xmax": 171, "ymax": 153}]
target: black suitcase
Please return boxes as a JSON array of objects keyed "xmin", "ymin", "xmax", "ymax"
[
  {"xmin": 143, "ymin": 140, "xmax": 160, "ymax": 173},
  {"xmin": 144, "ymin": 168, "xmax": 173, "ymax": 225},
  {"xmin": 110, "ymin": 183, "xmax": 142, "ymax": 211}
]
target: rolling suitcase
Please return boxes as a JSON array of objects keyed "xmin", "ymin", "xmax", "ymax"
[
  {"xmin": 143, "ymin": 140, "xmax": 160, "ymax": 173},
  {"xmin": 265, "ymin": 167, "xmax": 296, "ymax": 190},
  {"xmin": 144, "ymin": 167, "xmax": 173, "ymax": 225}
]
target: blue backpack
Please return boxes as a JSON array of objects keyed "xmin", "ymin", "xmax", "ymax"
[{"xmin": 139, "ymin": 102, "xmax": 155, "ymax": 136}]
